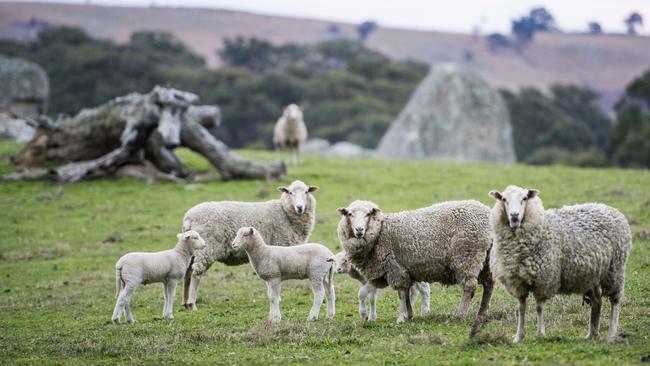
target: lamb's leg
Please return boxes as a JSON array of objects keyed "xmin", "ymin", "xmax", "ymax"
[
  {"xmin": 358, "ymin": 284, "xmax": 369, "ymax": 321},
  {"xmin": 185, "ymin": 272, "xmax": 201, "ymax": 311},
  {"xmin": 397, "ymin": 287, "xmax": 413, "ymax": 323},
  {"xmin": 323, "ymin": 276, "xmax": 335, "ymax": 320},
  {"xmin": 182, "ymin": 264, "xmax": 193, "ymax": 308},
  {"xmin": 535, "ymin": 299, "xmax": 546, "ymax": 338},
  {"xmin": 418, "ymin": 282, "xmax": 431, "ymax": 316},
  {"xmin": 308, "ymin": 279, "xmax": 325, "ymax": 321},
  {"xmin": 513, "ymin": 296, "xmax": 527, "ymax": 343},
  {"xmin": 606, "ymin": 294, "xmax": 621, "ymax": 342},
  {"xmin": 164, "ymin": 280, "xmax": 178, "ymax": 320},
  {"xmin": 409, "ymin": 285, "xmax": 419, "ymax": 314},
  {"xmin": 112, "ymin": 289, "xmax": 124, "ymax": 324},
  {"xmin": 368, "ymin": 285, "xmax": 378, "ymax": 321},
  {"xmin": 585, "ymin": 286, "xmax": 602, "ymax": 340},
  {"xmin": 266, "ymin": 278, "xmax": 282, "ymax": 322},
  {"xmin": 457, "ymin": 278, "xmax": 477, "ymax": 315}
]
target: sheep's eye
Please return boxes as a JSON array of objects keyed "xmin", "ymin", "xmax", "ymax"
[
  {"xmin": 347, "ymin": 213, "xmax": 352, "ymax": 217},
  {"xmin": 522, "ymin": 197, "xmax": 528, "ymax": 202},
  {"xmin": 502, "ymin": 198, "xmax": 507, "ymax": 203}
]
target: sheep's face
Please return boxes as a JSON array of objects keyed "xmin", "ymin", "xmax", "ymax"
[
  {"xmin": 338, "ymin": 201, "xmax": 382, "ymax": 239},
  {"xmin": 231, "ymin": 227, "xmax": 256, "ymax": 250},
  {"xmin": 176, "ymin": 230, "xmax": 207, "ymax": 251},
  {"xmin": 326, "ymin": 251, "xmax": 351, "ymax": 274},
  {"xmin": 283, "ymin": 104, "xmax": 303, "ymax": 121},
  {"xmin": 489, "ymin": 186, "xmax": 539, "ymax": 230},
  {"xmin": 278, "ymin": 180, "xmax": 318, "ymax": 215}
]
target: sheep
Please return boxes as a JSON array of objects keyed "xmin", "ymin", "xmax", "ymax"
[
  {"xmin": 112, "ymin": 230, "xmax": 206, "ymax": 324},
  {"xmin": 273, "ymin": 103, "xmax": 308, "ymax": 165},
  {"xmin": 181, "ymin": 180, "xmax": 318, "ymax": 311},
  {"xmin": 488, "ymin": 185, "xmax": 632, "ymax": 343},
  {"xmin": 327, "ymin": 251, "xmax": 430, "ymax": 321},
  {"xmin": 337, "ymin": 200, "xmax": 494, "ymax": 338},
  {"xmin": 231, "ymin": 227, "xmax": 335, "ymax": 322}
]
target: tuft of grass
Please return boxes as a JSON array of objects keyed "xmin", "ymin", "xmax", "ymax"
[{"xmin": 1, "ymin": 142, "xmax": 649, "ymax": 365}]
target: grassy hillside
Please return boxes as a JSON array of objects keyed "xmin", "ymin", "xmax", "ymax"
[
  {"xmin": 0, "ymin": 141, "xmax": 649, "ymax": 364},
  {"xmin": 2, "ymin": 2, "xmax": 650, "ymax": 105}
]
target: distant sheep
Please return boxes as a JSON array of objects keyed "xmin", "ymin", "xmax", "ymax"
[
  {"xmin": 337, "ymin": 200, "xmax": 494, "ymax": 338},
  {"xmin": 181, "ymin": 180, "xmax": 318, "ymax": 310},
  {"xmin": 489, "ymin": 185, "xmax": 632, "ymax": 342},
  {"xmin": 232, "ymin": 227, "xmax": 335, "ymax": 322},
  {"xmin": 112, "ymin": 230, "xmax": 206, "ymax": 324},
  {"xmin": 328, "ymin": 251, "xmax": 429, "ymax": 321},
  {"xmin": 273, "ymin": 104, "xmax": 307, "ymax": 165}
]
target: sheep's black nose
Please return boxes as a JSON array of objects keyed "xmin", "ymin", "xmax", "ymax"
[{"xmin": 296, "ymin": 205, "xmax": 304, "ymax": 213}]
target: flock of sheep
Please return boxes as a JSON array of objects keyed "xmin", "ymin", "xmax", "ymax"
[{"xmin": 112, "ymin": 177, "xmax": 632, "ymax": 343}]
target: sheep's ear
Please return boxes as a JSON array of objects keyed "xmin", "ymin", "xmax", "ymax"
[
  {"xmin": 277, "ymin": 187, "xmax": 290, "ymax": 194},
  {"xmin": 527, "ymin": 189, "xmax": 539, "ymax": 199},
  {"xmin": 248, "ymin": 227, "xmax": 254, "ymax": 236},
  {"xmin": 337, "ymin": 207, "xmax": 348, "ymax": 216},
  {"xmin": 176, "ymin": 232, "xmax": 184, "ymax": 240},
  {"xmin": 489, "ymin": 191, "xmax": 502, "ymax": 200},
  {"xmin": 370, "ymin": 207, "xmax": 381, "ymax": 216},
  {"xmin": 307, "ymin": 186, "xmax": 319, "ymax": 193},
  {"xmin": 325, "ymin": 257, "xmax": 333, "ymax": 262}
]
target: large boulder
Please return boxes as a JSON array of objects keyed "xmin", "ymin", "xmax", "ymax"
[
  {"xmin": 0, "ymin": 55, "xmax": 49, "ymax": 117},
  {"xmin": 377, "ymin": 63, "xmax": 516, "ymax": 163}
]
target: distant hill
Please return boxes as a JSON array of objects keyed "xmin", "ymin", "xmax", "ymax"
[{"xmin": 2, "ymin": 2, "xmax": 650, "ymax": 109}]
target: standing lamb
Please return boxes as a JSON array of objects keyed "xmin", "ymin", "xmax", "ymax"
[
  {"xmin": 328, "ymin": 251, "xmax": 430, "ymax": 321},
  {"xmin": 182, "ymin": 180, "xmax": 318, "ymax": 310},
  {"xmin": 273, "ymin": 103, "xmax": 308, "ymax": 165},
  {"xmin": 231, "ymin": 227, "xmax": 335, "ymax": 322},
  {"xmin": 112, "ymin": 230, "xmax": 206, "ymax": 324},
  {"xmin": 488, "ymin": 185, "xmax": 632, "ymax": 343},
  {"xmin": 337, "ymin": 200, "xmax": 494, "ymax": 338}
]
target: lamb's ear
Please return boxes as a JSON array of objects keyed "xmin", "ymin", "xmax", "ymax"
[
  {"xmin": 184, "ymin": 233, "xmax": 192, "ymax": 240},
  {"xmin": 337, "ymin": 207, "xmax": 348, "ymax": 216},
  {"xmin": 369, "ymin": 207, "xmax": 381, "ymax": 216},
  {"xmin": 527, "ymin": 189, "xmax": 539, "ymax": 199},
  {"xmin": 325, "ymin": 257, "xmax": 334, "ymax": 262},
  {"xmin": 176, "ymin": 232, "xmax": 184, "ymax": 240},
  {"xmin": 277, "ymin": 186, "xmax": 290, "ymax": 194},
  {"xmin": 248, "ymin": 227, "xmax": 254, "ymax": 236},
  {"xmin": 307, "ymin": 186, "xmax": 319, "ymax": 193},
  {"xmin": 489, "ymin": 191, "xmax": 502, "ymax": 200}
]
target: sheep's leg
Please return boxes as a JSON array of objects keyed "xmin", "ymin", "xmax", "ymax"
[
  {"xmin": 308, "ymin": 279, "xmax": 325, "ymax": 321},
  {"xmin": 185, "ymin": 272, "xmax": 201, "ymax": 311},
  {"xmin": 584, "ymin": 286, "xmax": 602, "ymax": 340},
  {"xmin": 182, "ymin": 264, "xmax": 193, "ymax": 308},
  {"xmin": 457, "ymin": 278, "xmax": 477, "ymax": 316},
  {"xmin": 368, "ymin": 286, "xmax": 378, "ymax": 321},
  {"xmin": 323, "ymin": 276, "xmax": 335, "ymax": 320},
  {"xmin": 535, "ymin": 299, "xmax": 546, "ymax": 338},
  {"xmin": 112, "ymin": 289, "xmax": 124, "ymax": 324},
  {"xmin": 266, "ymin": 278, "xmax": 282, "ymax": 322},
  {"xmin": 418, "ymin": 282, "xmax": 431, "ymax": 316},
  {"xmin": 469, "ymin": 274, "xmax": 495, "ymax": 339},
  {"xmin": 123, "ymin": 302, "xmax": 133, "ymax": 324},
  {"xmin": 358, "ymin": 284, "xmax": 369, "ymax": 321},
  {"xmin": 113, "ymin": 284, "xmax": 137, "ymax": 324},
  {"xmin": 606, "ymin": 294, "xmax": 621, "ymax": 342},
  {"xmin": 164, "ymin": 280, "xmax": 178, "ymax": 320},
  {"xmin": 409, "ymin": 286, "xmax": 419, "ymax": 314},
  {"xmin": 513, "ymin": 296, "xmax": 527, "ymax": 343},
  {"xmin": 397, "ymin": 287, "xmax": 413, "ymax": 323}
]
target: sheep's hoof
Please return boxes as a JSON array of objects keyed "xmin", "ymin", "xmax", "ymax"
[
  {"xmin": 269, "ymin": 317, "xmax": 281, "ymax": 323},
  {"xmin": 186, "ymin": 303, "xmax": 197, "ymax": 311},
  {"xmin": 421, "ymin": 309, "xmax": 430, "ymax": 317},
  {"xmin": 307, "ymin": 315, "xmax": 318, "ymax": 321},
  {"xmin": 368, "ymin": 314, "xmax": 377, "ymax": 321},
  {"xmin": 396, "ymin": 316, "xmax": 406, "ymax": 324},
  {"xmin": 512, "ymin": 334, "xmax": 523, "ymax": 343},
  {"xmin": 164, "ymin": 314, "xmax": 174, "ymax": 320},
  {"xmin": 360, "ymin": 312, "xmax": 368, "ymax": 321},
  {"xmin": 326, "ymin": 314, "xmax": 334, "ymax": 320},
  {"xmin": 605, "ymin": 336, "xmax": 617, "ymax": 343},
  {"xmin": 584, "ymin": 332, "xmax": 600, "ymax": 341},
  {"xmin": 112, "ymin": 318, "xmax": 120, "ymax": 325},
  {"xmin": 126, "ymin": 319, "xmax": 136, "ymax": 324}
]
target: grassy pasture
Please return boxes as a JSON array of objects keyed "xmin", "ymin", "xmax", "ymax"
[{"xmin": 0, "ymin": 141, "xmax": 649, "ymax": 365}]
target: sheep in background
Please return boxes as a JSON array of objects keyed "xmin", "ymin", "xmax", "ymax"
[
  {"xmin": 182, "ymin": 180, "xmax": 318, "ymax": 310},
  {"xmin": 328, "ymin": 251, "xmax": 430, "ymax": 321},
  {"xmin": 231, "ymin": 227, "xmax": 335, "ymax": 322},
  {"xmin": 488, "ymin": 185, "xmax": 632, "ymax": 343},
  {"xmin": 112, "ymin": 230, "xmax": 206, "ymax": 324},
  {"xmin": 273, "ymin": 104, "xmax": 307, "ymax": 165},
  {"xmin": 337, "ymin": 200, "xmax": 494, "ymax": 338}
]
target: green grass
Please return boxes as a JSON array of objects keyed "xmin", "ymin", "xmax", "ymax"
[{"xmin": 1, "ymin": 141, "xmax": 649, "ymax": 365}]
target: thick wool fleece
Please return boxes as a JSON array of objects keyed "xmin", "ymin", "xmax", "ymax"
[
  {"xmin": 338, "ymin": 200, "xmax": 491, "ymax": 291},
  {"xmin": 183, "ymin": 190, "xmax": 316, "ymax": 275},
  {"xmin": 490, "ymin": 189, "xmax": 632, "ymax": 302}
]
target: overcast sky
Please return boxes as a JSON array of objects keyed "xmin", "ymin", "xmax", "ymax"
[{"xmin": 6, "ymin": 0, "xmax": 650, "ymax": 34}]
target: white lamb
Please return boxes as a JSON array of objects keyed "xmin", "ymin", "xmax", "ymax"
[
  {"xmin": 273, "ymin": 103, "xmax": 307, "ymax": 165},
  {"xmin": 112, "ymin": 230, "xmax": 206, "ymax": 324},
  {"xmin": 327, "ymin": 251, "xmax": 430, "ymax": 321},
  {"xmin": 489, "ymin": 185, "xmax": 632, "ymax": 342},
  {"xmin": 231, "ymin": 227, "xmax": 335, "ymax": 322}
]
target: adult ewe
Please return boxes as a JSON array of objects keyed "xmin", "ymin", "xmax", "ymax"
[
  {"xmin": 488, "ymin": 185, "xmax": 632, "ymax": 343},
  {"xmin": 337, "ymin": 200, "xmax": 494, "ymax": 338},
  {"xmin": 182, "ymin": 180, "xmax": 318, "ymax": 310},
  {"xmin": 273, "ymin": 104, "xmax": 307, "ymax": 165}
]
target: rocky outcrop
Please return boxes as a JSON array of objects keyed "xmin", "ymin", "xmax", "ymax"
[
  {"xmin": 377, "ymin": 63, "xmax": 516, "ymax": 163},
  {"xmin": 302, "ymin": 139, "xmax": 376, "ymax": 158},
  {"xmin": 0, "ymin": 55, "xmax": 49, "ymax": 118}
]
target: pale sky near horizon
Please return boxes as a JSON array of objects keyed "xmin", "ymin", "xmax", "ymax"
[{"xmin": 5, "ymin": 0, "xmax": 650, "ymax": 34}]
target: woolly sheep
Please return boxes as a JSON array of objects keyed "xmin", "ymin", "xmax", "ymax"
[
  {"xmin": 488, "ymin": 185, "xmax": 632, "ymax": 343},
  {"xmin": 181, "ymin": 180, "xmax": 318, "ymax": 311},
  {"xmin": 273, "ymin": 104, "xmax": 308, "ymax": 165},
  {"xmin": 112, "ymin": 230, "xmax": 206, "ymax": 324},
  {"xmin": 337, "ymin": 200, "xmax": 494, "ymax": 337},
  {"xmin": 231, "ymin": 227, "xmax": 335, "ymax": 322},
  {"xmin": 327, "ymin": 251, "xmax": 430, "ymax": 321}
]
